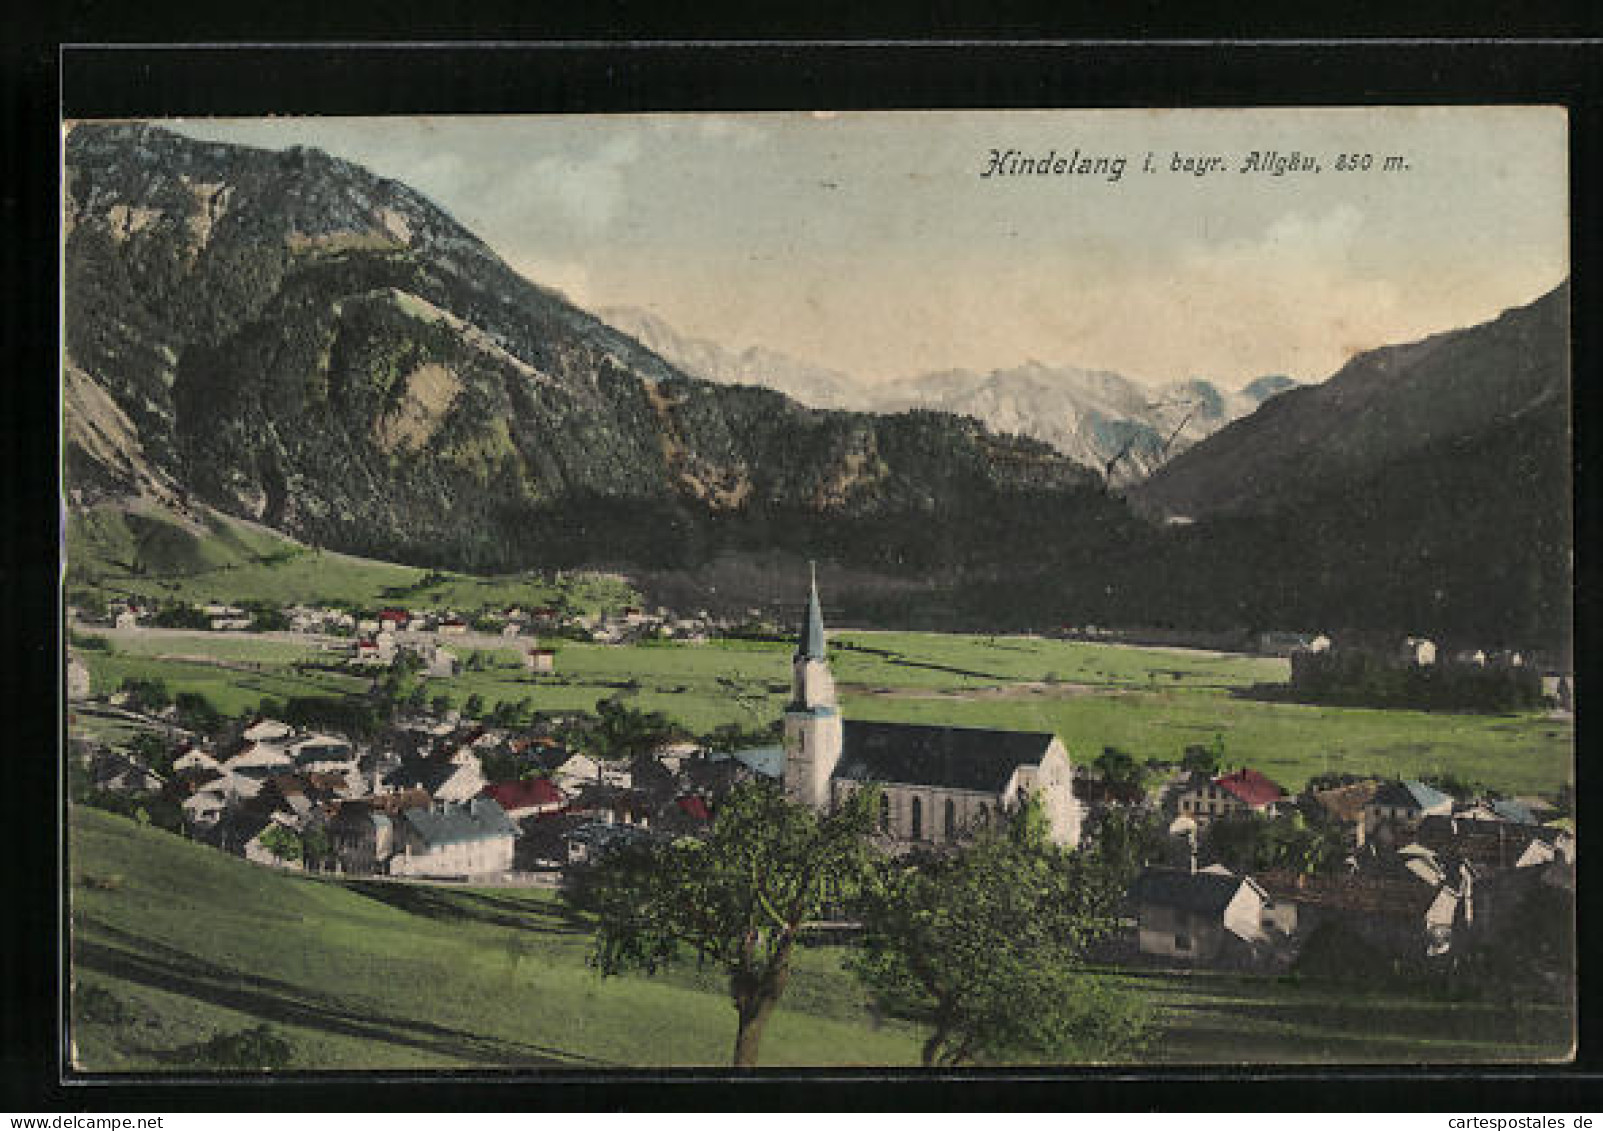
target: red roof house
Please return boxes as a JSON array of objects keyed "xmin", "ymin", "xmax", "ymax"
[
  {"xmin": 675, "ymin": 794, "xmax": 713, "ymax": 823},
  {"xmin": 1214, "ymin": 769, "xmax": 1286, "ymax": 811},
  {"xmin": 483, "ymin": 778, "xmax": 566, "ymax": 819}
]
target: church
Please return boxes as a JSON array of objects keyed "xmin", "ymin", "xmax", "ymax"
[{"xmin": 780, "ymin": 571, "xmax": 1083, "ymax": 847}]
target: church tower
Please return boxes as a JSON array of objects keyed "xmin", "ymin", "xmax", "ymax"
[{"xmin": 783, "ymin": 564, "xmax": 844, "ymax": 811}]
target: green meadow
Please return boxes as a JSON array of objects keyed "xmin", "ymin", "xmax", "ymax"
[
  {"xmin": 70, "ymin": 807, "xmax": 922, "ymax": 1070},
  {"xmin": 69, "ymin": 808, "xmax": 1571, "ymax": 1071},
  {"xmin": 74, "ymin": 628, "xmax": 1573, "ymax": 797},
  {"xmin": 66, "ymin": 503, "xmax": 637, "ymax": 615}
]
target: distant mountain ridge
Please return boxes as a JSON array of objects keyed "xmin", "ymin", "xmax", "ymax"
[
  {"xmin": 600, "ymin": 305, "xmax": 1298, "ymax": 482},
  {"xmin": 63, "ymin": 123, "xmax": 1117, "ymax": 579},
  {"xmin": 1132, "ymin": 284, "xmax": 1570, "ymax": 521},
  {"xmin": 61, "ymin": 123, "xmax": 1571, "ymax": 648}
]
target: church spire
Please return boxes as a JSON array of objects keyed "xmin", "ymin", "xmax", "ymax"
[{"xmin": 798, "ymin": 561, "xmax": 827, "ymax": 661}]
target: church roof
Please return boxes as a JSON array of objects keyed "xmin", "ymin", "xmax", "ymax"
[
  {"xmin": 797, "ymin": 566, "xmax": 826, "ymax": 661},
  {"xmin": 835, "ymin": 721, "xmax": 1057, "ymax": 793}
]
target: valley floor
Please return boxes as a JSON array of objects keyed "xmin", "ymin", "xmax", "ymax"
[{"xmin": 72, "ymin": 625, "xmax": 1573, "ymax": 797}]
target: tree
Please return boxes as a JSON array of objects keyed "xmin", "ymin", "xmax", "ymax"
[
  {"xmin": 301, "ymin": 825, "xmax": 331, "ymax": 871},
  {"xmin": 174, "ymin": 692, "xmax": 223, "ymax": 735},
  {"xmin": 1093, "ymin": 745, "xmax": 1147, "ymax": 792},
  {"xmin": 1181, "ymin": 734, "xmax": 1225, "ymax": 776},
  {"xmin": 257, "ymin": 824, "xmax": 303, "ymax": 864},
  {"xmin": 1203, "ymin": 812, "xmax": 1343, "ymax": 876},
  {"xmin": 119, "ymin": 677, "xmax": 170, "ymax": 713},
  {"xmin": 566, "ymin": 781, "xmax": 879, "ymax": 1067},
  {"xmin": 430, "ymin": 693, "xmax": 452, "ymax": 717},
  {"xmin": 463, "ymin": 693, "xmax": 486, "ymax": 719},
  {"xmin": 851, "ymin": 793, "xmax": 1150, "ymax": 1067},
  {"xmin": 584, "ymin": 696, "xmax": 685, "ymax": 761},
  {"xmin": 128, "ymin": 731, "xmax": 174, "ymax": 777},
  {"xmin": 1083, "ymin": 807, "xmax": 1167, "ymax": 891}
]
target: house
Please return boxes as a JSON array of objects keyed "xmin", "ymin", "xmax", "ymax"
[
  {"xmin": 482, "ymin": 777, "xmax": 566, "ymax": 820},
  {"xmin": 427, "ymin": 647, "xmax": 459, "ymax": 678},
  {"xmin": 88, "ymin": 749, "xmax": 164, "ymax": 793},
  {"xmin": 1257, "ymin": 631, "xmax": 1319, "ymax": 657},
  {"xmin": 114, "ymin": 609, "xmax": 140, "ymax": 631},
  {"xmin": 781, "ymin": 573, "xmax": 1080, "ymax": 847},
  {"xmin": 567, "ymin": 783, "xmax": 654, "ymax": 827},
  {"xmin": 181, "ymin": 787, "xmax": 230, "ymax": 826},
  {"xmin": 1129, "ymin": 868, "xmax": 1274, "ymax": 964},
  {"xmin": 385, "ymin": 754, "xmax": 486, "ymax": 803},
  {"xmin": 290, "ymin": 735, "xmax": 356, "ymax": 772},
  {"xmin": 326, "ymin": 801, "xmax": 398, "ymax": 875},
  {"xmin": 1175, "ymin": 768, "xmax": 1285, "ymax": 822},
  {"xmin": 1256, "ymin": 868, "xmax": 1463, "ymax": 960},
  {"xmin": 1541, "ymin": 673, "xmax": 1575, "ymax": 712},
  {"xmin": 389, "ymin": 798, "xmax": 518, "ymax": 878},
  {"xmin": 172, "ymin": 746, "xmax": 221, "ymax": 774},
  {"xmin": 524, "ymin": 648, "xmax": 556, "ymax": 673},
  {"xmin": 1364, "ymin": 780, "xmax": 1454, "ymax": 836},
  {"xmin": 560, "ymin": 818, "xmax": 655, "ymax": 866},
  {"xmin": 377, "ymin": 608, "xmax": 409, "ymax": 633},
  {"xmin": 216, "ymin": 810, "xmax": 305, "ymax": 870},
  {"xmin": 1414, "ymin": 814, "xmax": 1574, "ymax": 873},
  {"xmin": 709, "ymin": 744, "xmax": 785, "ymax": 780},
  {"xmin": 544, "ymin": 751, "xmax": 604, "ymax": 793},
  {"xmin": 224, "ymin": 741, "xmax": 297, "ymax": 777},
  {"xmin": 1399, "ymin": 637, "xmax": 1438, "ymax": 666},
  {"xmin": 438, "ymin": 617, "xmax": 469, "ymax": 636},
  {"xmin": 242, "ymin": 718, "xmax": 294, "ymax": 744},
  {"xmin": 1308, "ymin": 779, "xmax": 1380, "ymax": 846},
  {"xmin": 67, "ymin": 654, "xmax": 92, "ymax": 701}
]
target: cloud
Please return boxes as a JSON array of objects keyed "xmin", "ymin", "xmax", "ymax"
[{"xmin": 521, "ymin": 133, "xmax": 643, "ymax": 236}]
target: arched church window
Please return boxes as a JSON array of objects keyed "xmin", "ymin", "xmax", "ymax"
[
  {"xmin": 879, "ymin": 791, "xmax": 890, "ymax": 833},
  {"xmin": 911, "ymin": 797, "xmax": 923, "ymax": 840},
  {"xmin": 945, "ymin": 798, "xmax": 956, "ymax": 839}
]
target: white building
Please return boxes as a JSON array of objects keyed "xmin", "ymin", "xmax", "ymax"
[
  {"xmin": 389, "ymin": 798, "xmax": 517, "ymax": 878},
  {"xmin": 781, "ymin": 571, "xmax": 1082, "ymax": 847}
]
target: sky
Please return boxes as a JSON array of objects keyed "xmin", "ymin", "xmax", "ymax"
[{"xmin": 168, "ymin": 108, "xmax": 1568, "ymax": 388}]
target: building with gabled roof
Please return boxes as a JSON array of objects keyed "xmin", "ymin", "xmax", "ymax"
[
  {"xmin": 482, "ymin": 777, "xmax": 566, "ymax": 820},
  {"xmin": 1129, "ymin": 868, "xmax": 1274, "ymax": 964},
  {"xmin": 781, "ymin": 570, "xmax": 1081, "ymax": 847},
  {"xmin": 1175, "ymin": 768, "xmax": 1286, "ymax": 823},
  {"xmin": 390, "ymin": 798, "xmax": 517, "ymax": 877},
  {"xmin": 1365, "ymin": 780, "xmax": 1454, "ymax": 834}
]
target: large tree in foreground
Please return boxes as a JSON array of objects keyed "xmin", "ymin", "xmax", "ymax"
[
  {"xmin": 565, "ymin": 781, "xmax": 879, "ymax": 1067},
  {"xmin": 852, "ymin": 795, "xmax": 1153, "ymax": 1067}
]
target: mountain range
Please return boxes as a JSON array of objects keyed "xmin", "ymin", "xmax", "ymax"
[
  {"xmin": 63, "ymin": 123, "xmax": 1120, "ymax": 583},
  {"xmin": 601, "ymin": 304, "xmax": 1298, "ymax": 483},
  {"xmin": 62, "ymin": 123, "xmax": 1572, "ymax": 648}
]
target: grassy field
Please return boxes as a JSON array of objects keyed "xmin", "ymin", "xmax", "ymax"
[
  {"xmin": 69, "ymin": 807, "xmax": 922, "ymax": 1071},
  {"xmin": 66, "ymin": 502, "xmax": 638, "ymax": 615},
  {"xmin": 74, "ymin": 626, "xmax": 1574, "ymax": 797},
  {"xmin": 68, "ymin": 808, "xmax": 1572, "ymax": 1071}
]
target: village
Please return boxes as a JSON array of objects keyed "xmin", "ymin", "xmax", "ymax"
[{"xmin": 65, "ymin": 580, "xmax": 1576, "ymax": 985}]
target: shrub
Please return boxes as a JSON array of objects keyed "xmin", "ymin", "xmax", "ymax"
[
  {"xmin": 75, "ymin": 984, "xmax": 132, "ymax": 1026},
  {"xmin": 190, "ymin": 1024, "xmax": 294, "ymax": 1070}
]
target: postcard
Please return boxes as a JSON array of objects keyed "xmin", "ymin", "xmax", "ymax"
[{"xmin": 61, "ymin": 107, "xmax": 1573, "ymax": 1072}]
